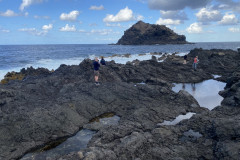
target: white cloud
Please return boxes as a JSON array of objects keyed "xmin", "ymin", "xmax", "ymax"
[
  {"xmin": 79, "ymin": 29, "xmax": 86, "ymax": 33},
  {"xmin": 19, "ymin": 28, "xmax": 47, "ymax": 36},
  {"xmin": 42, "ymin": 24, "xmax": 53, "ymax": 30},
  {"xmin": 228, "ymin": 27, "xmax": 240, "ymax": 32},
  {"xmin": 103, "ymin": 7, "xmax": 134, "ymax": 22},
  {"xmin": 19, "ymin": 28, "xmax": 36, "ymax": 32},
  {"xmin": 106, "ymin": 23, "xmax": 122, "ymax": 27},
  {"xmin": 89, "ymin": 23, "xmax": 97, "ymax": 27},
  {"xmin": 60, "ymin": 24, "xmax": 76, "ymax": 32},
  {"xmin": 34, "ymin": 15, "xmax": 50, "ymax": 19},
  {"xmin": 186, "ymin": 23, "xmax": 203, "ymax": 33},
  {"xmin": 0, "ymin": 10, "xmax": 31, "ymax": 17},
  {"xmin": 1, "ymin": 29, "xmax": 10, "ymax": 33},
  {"xmin": 89, "ymin": 5, "xmax": 104, "ymax": 10},
  {"xmin": 20, "ymin": 0, "xmax": 43, "ymax": 11},
  {"xmin": 214, "ymin": 0, "xmax": 240, "ymax": 13},
  {"xmin": 95, "ymin": 38, "xmax": 118, "ymax": 41},
  {"xmin": 218, "ymin": 4, "xmax": 228, "ymax": 9},
  {"xmin": 78, "ymin": 29, "xmax": 119, "ymax": 35},
  {"xmin": 207, "ymin": 30, "xmax": 215, "ymax": 33},
  {"xmin": 136, "ymin": 15, "xmax": 144, "ymax": 21},
  {"xmin": 60, "ymin": 10, "xmax": 79, "ymax": 21},
  {"xmin": 0, "ymin": 10, "xmax": 18, "ymax": 17},
  {"xmin": 24, "ymin": 12, "xmax": 29, "ymax": 16},
  {"xmin": 19, "ymin": 24, "xmax": 52, "ymax": 36},
  {"xmin": 160, "ymin": 10, "xmax": 188, "ymax": 20},
  {"xmin": 196, "ymin": 8, "xmax": 222, "ymax": 23},
  {"xmin": 90, "ymin": 29, "xmax": 113, "ymax": 35},
  {"xmin": 219, "ymin": 13, "xmax": 238, "ymax": 25},
  {"xmin": 156, "ymin": 18, "xmax": 181, "ymax": 25}
]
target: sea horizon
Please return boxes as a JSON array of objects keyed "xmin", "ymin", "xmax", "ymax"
[{"xmin": 1, "ymin": 41, "xmax": 240, "ymax": 46}]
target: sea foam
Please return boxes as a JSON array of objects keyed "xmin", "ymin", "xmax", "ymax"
[{"xmin": 0, "ymin": 52, "xmax": 169, "ymax": 81}]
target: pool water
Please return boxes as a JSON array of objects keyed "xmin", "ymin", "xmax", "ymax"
[
  {"xmin": 21, "ymin": 114, "xmax": 120, "ymax": 160},
  {"xmin": 172, "ymin": 79, "xmax": 226, "ymax": 110},
  {"xmin": 158, "ymin": 112, "xmax": 196, "ymax": 126}
]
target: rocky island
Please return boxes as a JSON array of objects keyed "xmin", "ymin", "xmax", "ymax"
[
  {"xmin": 116, "ymin": 21, "xmax": 188, "ymax": 45},
  {"xmin": 0, "ymin": 48, "xmax": 240, "ymax": 159}
]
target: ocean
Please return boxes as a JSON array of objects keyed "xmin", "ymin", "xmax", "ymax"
[{"xmin": 0, "ymin": 42, "xmax": 240, "ymax": 80}]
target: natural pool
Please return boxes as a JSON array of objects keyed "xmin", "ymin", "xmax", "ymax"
[
  {"xmin": 21, "ymin": 114, "xmax": 120, "ymax": 160},
  {"xmin": 158, "ymin": 112, "xmax": 196, "ymax": 126},
  {"xmin": 172, "ymin": 79, "xmax": 226, "ymax": 110},
  {"xmin": 180, "ymin": 129, "xmax": 203, "ymax": 142}
]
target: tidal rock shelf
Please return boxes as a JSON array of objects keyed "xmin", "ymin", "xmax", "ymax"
[
  {"xmin": 0, "ymin": 48, "xmax": 240, "ymax": 159},
  {"xmin": 21, "ymin": 113, "xmax": 120, "ymax": 160}
]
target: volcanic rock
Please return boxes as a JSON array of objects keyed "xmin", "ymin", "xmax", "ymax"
[
  {"xmin": 187, "ymin": 48, "xmax": 240, "ymax": 77},
  {"xmin": 0, "ymin": 48, "xmax": 240, "ymax": 160},
  {"xmin": 116, "ymin": 21, "xmax": 188, "ymax": 45}
]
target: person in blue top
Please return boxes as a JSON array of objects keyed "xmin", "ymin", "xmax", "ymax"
[
  {"xmin": 100, "ymin": 56, "xmax": 106, "ymax": 65},
  {"xmin": 93, "ymin": 57, "xmax": 100, "ymax": 85}
]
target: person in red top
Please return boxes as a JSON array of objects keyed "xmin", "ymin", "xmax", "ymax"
[{"xmin": 193, "ymin": 56, "xmax": 198, "ymax": 71}]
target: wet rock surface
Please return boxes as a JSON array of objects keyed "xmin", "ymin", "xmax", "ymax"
[{"xmin": 0, "ymin": 48, "xmax": 240, "ymax": 159}]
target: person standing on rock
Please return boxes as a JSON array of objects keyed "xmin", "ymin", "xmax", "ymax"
[
  {"xmin": 193, "ymin": 56, "xmax": 199, "ymax": 71},
  {"xmin": 93, "ymin": 57, "xmax": 100, "ymax": 85},
  {"xmin": 100, "ymin": 56, "xmax": 106, "ymax": 65},
  {"xmin": 183, "ymin": 55, "xmax": 187, "ymax": 64}
]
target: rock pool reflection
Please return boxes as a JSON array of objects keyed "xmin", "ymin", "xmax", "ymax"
[
  {"xmin": 21, "ymin": 129, "xmax": 95, "ymax": 160},
  {"xmin": 21, "ymin": 114, "xmax": 120, "ymax": 160},
  {"xmin": 180, "ymin": 129, "xmax": 203, "ymax": 142},
  {"xmin": 212, "ymin": 74, "xmax": 221, "ymax": 79},
  {"xmin": 99, "ymin": 115, "xmax": 120, "ymax": 125},
  {"xmin": 172, "ymin": 79, "xmax": 226, "ymax": 110}
]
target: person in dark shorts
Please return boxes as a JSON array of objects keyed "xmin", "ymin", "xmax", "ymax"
[
  {"xmin": 100, "ymin": 56, "xmax": 106, "ymax": 65},
  {"xmin": 93, "ymin": 57, "xmax": 100, "ymax": 85},
  {"xmin": 183, "ymin": 55, "xmax": 187, "ymax": 64}
]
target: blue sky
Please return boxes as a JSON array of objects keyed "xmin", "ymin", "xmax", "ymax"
[{"xmin": 0, "ymin": 0, "xmax": 239, "ymax": 44}]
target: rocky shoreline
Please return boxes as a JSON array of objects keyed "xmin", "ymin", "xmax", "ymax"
[{"xmin": 0, "ymin": 48, "xmax": 240, "ymax": 160}]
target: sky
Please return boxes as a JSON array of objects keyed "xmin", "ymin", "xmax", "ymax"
[{"xmin": 0, "ymin": 0, "xmax": 239, "ymax": 44}]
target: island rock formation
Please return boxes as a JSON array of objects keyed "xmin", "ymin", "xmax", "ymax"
[{"xmin": 116, "ymin": 21, "xmax": 188, "ymax": 45}]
